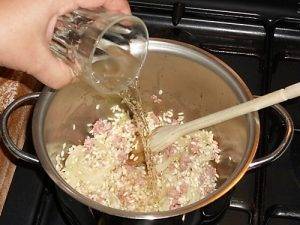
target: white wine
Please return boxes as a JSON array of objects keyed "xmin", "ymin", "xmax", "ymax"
[
  {"xmin": 88, "ymin": 45, "xmax": 150, "ymax": 167},
  {"xmin": 91, "ymin": 45, "xmax": 141, "ymax": 94}
]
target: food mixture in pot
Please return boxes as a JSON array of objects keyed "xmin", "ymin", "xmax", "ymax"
[{"xmin": 55, "ymin": 96, "xmax": 221, "ymax": 212}]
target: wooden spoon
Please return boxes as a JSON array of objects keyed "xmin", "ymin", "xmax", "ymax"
[{"xmin": 148, "ymin": 82, "xmax": 300, "ymax": 153}]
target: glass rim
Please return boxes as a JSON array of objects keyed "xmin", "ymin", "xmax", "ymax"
[{"xmin": 89, "ymin": 14, "xmax": 149, "ymax": 63}]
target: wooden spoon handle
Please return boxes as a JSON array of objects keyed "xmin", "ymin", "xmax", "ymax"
[
  {"xmin": 149, "ymin": 82, "xmax": 300, "ymax": 152},
  {"xmin": 176, "ymin": 82, "xmax": 300, "ymax": 136}
]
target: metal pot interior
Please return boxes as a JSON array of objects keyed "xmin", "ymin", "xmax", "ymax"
[{"xmin": 33, "ymin": 39, "xmax": 259, "ymax": 219}]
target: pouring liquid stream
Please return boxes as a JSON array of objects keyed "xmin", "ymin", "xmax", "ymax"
[{"xmin": 90, "ymin": 45, "xmax": 151, "ymax": 168}]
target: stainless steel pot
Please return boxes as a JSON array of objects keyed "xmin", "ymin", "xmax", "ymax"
[{"xmin": 0, "ymin": 39, "xmax": 294, "ymax": 220}]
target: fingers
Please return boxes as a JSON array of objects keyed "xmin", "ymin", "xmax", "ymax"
[
  {"xmin": 31, "ymin": 46, "xmax": 74, "ymax": 89},
  {"xmin": 40, "ymin": 0, "xmax": 131, "ymax": 89},
  {"xmin": 75, "ymin": 0, "xmax": 105, "ymax": 9},
  {"xmin": 76, "ymin": 0, "xmax": 131, "ymax": 14},
  {"xmin": 103, "ymin": 0, "xmax": 131, "ymax": 14}
]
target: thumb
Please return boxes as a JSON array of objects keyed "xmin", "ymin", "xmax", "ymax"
[{"xmin": 31, "ymin": 46, "xmax": 74, "ymax": 89}]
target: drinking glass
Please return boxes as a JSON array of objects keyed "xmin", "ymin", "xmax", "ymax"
[{"xmin": 50, "ymin": 8, "xmax": 149, "ymax": 94}]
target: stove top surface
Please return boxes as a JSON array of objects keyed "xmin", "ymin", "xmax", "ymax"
[{"xmin": 0, "ymin": 2, "xmax": 300, "ymax": 225}]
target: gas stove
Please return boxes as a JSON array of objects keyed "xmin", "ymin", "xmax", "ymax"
[{"xmin": 0, "ymin": 1, "xmax": 300, "ymax": 225}]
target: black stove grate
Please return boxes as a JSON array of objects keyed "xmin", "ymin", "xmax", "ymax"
[{"xmin": 1, "ymin": 2, "xmax": 300, "ymax": 225}]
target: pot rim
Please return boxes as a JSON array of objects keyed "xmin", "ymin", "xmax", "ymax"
[{"xmin": 32, "ymin": 38, "xmax": 260, "ymax": 219}]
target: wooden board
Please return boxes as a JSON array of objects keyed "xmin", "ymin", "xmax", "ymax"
[{"xmin": 0, "ymin": 68, "xmax": 42, "ymax": 214}]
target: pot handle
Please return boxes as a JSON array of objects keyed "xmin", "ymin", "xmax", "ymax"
[
  {"xmin": 248, "ymin": 103, "xmax": 294, "ymax": 171},
  {"xmin": 0, "ymin": 92, "xmax": 41, "ymax": 164}
]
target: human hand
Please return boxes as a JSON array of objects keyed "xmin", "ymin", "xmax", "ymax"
[{"xmin": 0, "ymin": 0, "xmax": 131, "ymax": 89}]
